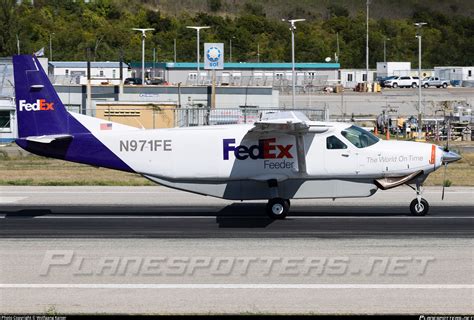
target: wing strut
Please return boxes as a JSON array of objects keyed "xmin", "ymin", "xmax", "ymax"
[{"xmin": 295, "ymin": 134, "xmax": 306, "ymax": 174}]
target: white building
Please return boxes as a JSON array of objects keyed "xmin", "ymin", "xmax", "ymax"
[
  {"xmin": 0, "ymin": 97, "xmax": 16, "ymax": 143},
  {"xmin": 434, "ymin": 66, "xmax": 474, "ymax": 82},
  {"xmin": 340, "ymin": 69, "xmax": 376, "ymax": 88},
  {"xmin": 48, "ymin": 61, "xmax": 131, "ymax": 85},
  {"xmin": 131, "ymin": 62, "xmax": 340, "ymax": 90},
  {"xmin": 376, "ymin": 62, "xmax": 411, "ymax": 78}
]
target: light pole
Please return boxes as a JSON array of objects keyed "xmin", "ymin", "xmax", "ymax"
[
  {"xmin": 257, "ymin": 43, "xmax": 260, "ymax": 63},
  {"xmin": 229, "ymin": 36, "xmax": 235, "ymax": 63},
  {"xmin": 415, "ymin": 22, "xmax": 427, "ymax": 140},
  {"xmin": 366, "ymin": 0, "xmax": 370, "ymax": 83},
  {"xmin": 132, "ymin": 28, "xmax": 155, "ymax": 85},
  {"xmin": 173, "ymin": 38, "xmax": 177, "ymax": 63},
  {"xmin": 186, "ymin": 26, "xmax": 210, "ymax": 85},
  {"xmin": 282, "ymin": 18, "xmax": 305, "ymax": 109},
  {"xmin": 49, "ymin": 33, "xmax": 54, "ymax": 61},
  {"xmin": 16, "ymin": 34, "xmax": 20, "ymax": 55},
  {"xmin": 383, "ymin": 37, "xmax": 390, "ymax": 63}
]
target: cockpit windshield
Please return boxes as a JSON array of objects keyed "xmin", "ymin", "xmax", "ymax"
[{"xmin": 341, "ymin": 125, "xmax": 379, "ymax": 148}]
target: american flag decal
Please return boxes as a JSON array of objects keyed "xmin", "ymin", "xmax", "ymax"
[{"xmin": 100, "ymin": 123, "xmax": 112, "ymax": 130}]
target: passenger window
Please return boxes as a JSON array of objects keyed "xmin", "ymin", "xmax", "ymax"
[{"xmin": 326, "ymin": 135, "xmax": 347, "ymax": 149}]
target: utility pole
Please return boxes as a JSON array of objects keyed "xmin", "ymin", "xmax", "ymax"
[
  {"xmin": 415, "ymin": 22, "xmax": 427, "ymax": 140},
  {"xmin": 49, "ymin": 33, "xmax": 54, "ymax": 61},
  {"xmin": 383, "ymin": 37, "xmax": 390, "ymax": 63},
  {"xmin": 366, "ymin": 0, "xmax": 370, "ymax": 83},
  {"xmin": 173, "ymin": 38, "xmax": 177, "ymax": 63},
  {"xmin": 16, "ymin": 34, "xmax": 20, "ymax": 55},
  {"xmin": 257, "ymin": 43, "xmax": 260, "ymax": 63},
  {"xmin": 153, "ymin": 47, "xmax": 156, "ymax": 79}
]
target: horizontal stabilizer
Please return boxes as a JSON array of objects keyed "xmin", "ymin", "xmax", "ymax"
[{"xmin": 26, "ymin": 134, "xmax": 73, "ymax": 144}]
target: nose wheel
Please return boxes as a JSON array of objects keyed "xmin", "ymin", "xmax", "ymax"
[
  {"xmin": 266, "ymin": 198, "xmax": 290, "ymax": 219},
  {"xmin": 410, "ymin": 198, "xmax": 429, "ymax": 216}
]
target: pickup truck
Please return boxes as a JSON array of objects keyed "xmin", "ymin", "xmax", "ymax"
[{"xmin": 422, "ymin": 77, "xmax": 449, "ymax": 88}]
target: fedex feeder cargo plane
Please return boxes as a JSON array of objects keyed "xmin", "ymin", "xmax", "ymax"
[{"xmin": 13, "ymin": 55, "xmax": 461, "ymax": 219}]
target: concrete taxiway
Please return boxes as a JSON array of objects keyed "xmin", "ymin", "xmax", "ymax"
[{"xmin": 0, "ymin": 186, "xmax": 473, "ymax": 314}]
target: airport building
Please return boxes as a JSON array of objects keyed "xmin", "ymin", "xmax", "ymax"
[
  {"xmin": 376, "ymin": 62, "xmax": 411, "ymax": 78},
  {"xmin": 434, "ymin": 66, "xmax": 474, "ymax": 85},
  {"xmin": 49, "ymin": 61, "xmax": 131, "ymax": 85},
  {"xmin": 339, "ymin": 69, "xmax": 376, "ymax": 88},
  {"xmin": 0, "ymin": 58, "xmax": 15, "ymax": 142},
  {"xmin": 129, "ymin": 61, "xmax": 340, "ymax": 90}
]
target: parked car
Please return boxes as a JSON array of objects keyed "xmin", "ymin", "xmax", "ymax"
[
  {"xmin": 124, "ymin": 77, "xmax": 142, "ymax": 85},
  {"xmin": 422, "ymin": 77, "xmax": 449, "ymax": 88},
  {"xmin": 146, "ymin": 78, "xmax": 167, "ymax": 85},
  {"xmin": 384, "ymin": 76, "xmax": 419, "ymax": 88},
  {"xmin": 378, "ymin": 76, "xmax": 397, "ymax": 87}
]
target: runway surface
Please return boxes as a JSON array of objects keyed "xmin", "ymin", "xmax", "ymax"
[
  {"xmin": 1, "ymin": 186, "xmax": 473, "ymax": 314},
  {"xmin": 0, "ymin": 186, "xmax": 472, "ymax": 238}
]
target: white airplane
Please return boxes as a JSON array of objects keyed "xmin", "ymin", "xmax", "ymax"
[{"xmin": 12, "ymin": 55, "xmax": 461, "ymax": 219}]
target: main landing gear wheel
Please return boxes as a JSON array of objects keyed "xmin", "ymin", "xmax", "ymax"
[
  {"xmin": 410, "ymin": 198, "xmax": 429, "ymax": 216},
  {"xmin": 266, "ymin": 198, "xmax": 290, "ymax": 219}
]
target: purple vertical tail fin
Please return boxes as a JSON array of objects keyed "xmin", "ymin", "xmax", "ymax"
[
  {"xmin": 12, "ymin": 55, "xmax": 133, "ymax": 172},
  {"xmin": 13, "ymin": 55, "xmax": 88, "ymax": 138}
]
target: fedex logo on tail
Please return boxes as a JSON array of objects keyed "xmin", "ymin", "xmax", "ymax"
[
  {"xmin": 18, "ymin": 99, "xmax": 54, "ymax": 112},
  {"xmin": 223, "ymin": 138, "xmax": 293, "ymax": 160}
]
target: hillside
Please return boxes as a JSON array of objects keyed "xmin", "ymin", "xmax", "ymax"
[
  {"xmin": 141, "ymin": 0, "xmax": 474, "ymax": 19},
  {"xmin": 1, "ymin": 0, "xmax": 472, "ymax": 68}
]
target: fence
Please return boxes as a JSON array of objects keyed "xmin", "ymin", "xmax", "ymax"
[
  {"xmin": 174, "ymin": 107, "xmax": 328, "ymax": 127},
  {"xmin": 78, "ymin": 106, "xmax": 329, "ymax": 130}
]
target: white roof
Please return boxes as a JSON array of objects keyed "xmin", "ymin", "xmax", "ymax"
[{"xmin": 49, "ymin": 61, "xmax": 129, "ymax": 68}]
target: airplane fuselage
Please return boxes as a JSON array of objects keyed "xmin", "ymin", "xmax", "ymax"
[{"xmin": 31, "ymin": 113, "xmax": 441, "ymax": 201}]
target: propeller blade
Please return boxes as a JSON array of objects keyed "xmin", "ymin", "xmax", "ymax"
[{"xmin": 441, "ymin": 163, "xmax": 447, "ymax": 200}]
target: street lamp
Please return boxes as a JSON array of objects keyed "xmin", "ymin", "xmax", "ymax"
[
  {"xmin": 186, "ymin": 26, "xmax": 210, "ymax": 85},
  {"xmin": 383, "ymin": 37, "xmax": 390, "ymax": 63},
  {"xmin": 282, "ymin": 18, "xmax": 305, "ymax": 109},
  {"xmin": 49, "ymin": 33, "xmax": 55, "ymax": 61},
  {"xmin": 366, "ymin": 0, "xmax": 370, "ymax": 83},
  {"xmin": 132, "ymin": 28, "xmax": 154, "ymax": 85},
  {"xmin": 414, "ymin": 22, "xmax": 427, "ymax": 139}
]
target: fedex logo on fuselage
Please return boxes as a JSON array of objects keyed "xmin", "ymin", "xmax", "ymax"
[
  {"xmin": 223, "ymin": 138, "xmax": 293, "ymax": 160},
  {"xmin": 18, "ymin": 99, "xmax": 54, "ymax": 112}
]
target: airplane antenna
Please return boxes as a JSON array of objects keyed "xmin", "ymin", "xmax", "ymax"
[{"xmin": 441, "ymin": 163, "xmax": 448, "ymax": 200}]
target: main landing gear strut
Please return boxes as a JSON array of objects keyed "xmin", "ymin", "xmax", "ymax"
[{"xmin": 408, "ymin": 182, "xmax": 430, "ymax": 216}]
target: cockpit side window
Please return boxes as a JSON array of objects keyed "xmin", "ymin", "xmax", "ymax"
[
  {"xmin": 341, "ymin": 125, "xmax": 379, "ymax": 148},
  {"xmin": 326, "ymin": 135, "xmax": 347, "ymax": 149}
]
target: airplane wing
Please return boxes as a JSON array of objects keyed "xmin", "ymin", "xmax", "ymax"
[
  {"xmin": 249, "ymin": 111, "xmax": 329, "ymax": 134},
  {"xmin": 248, "ymin": 111, "xmax": 330, "ymax": 175}
]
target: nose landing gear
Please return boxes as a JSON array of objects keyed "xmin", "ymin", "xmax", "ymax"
[{"xmin": 409, "ymin": 182, "xmax": 430, "ymax": 216}]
